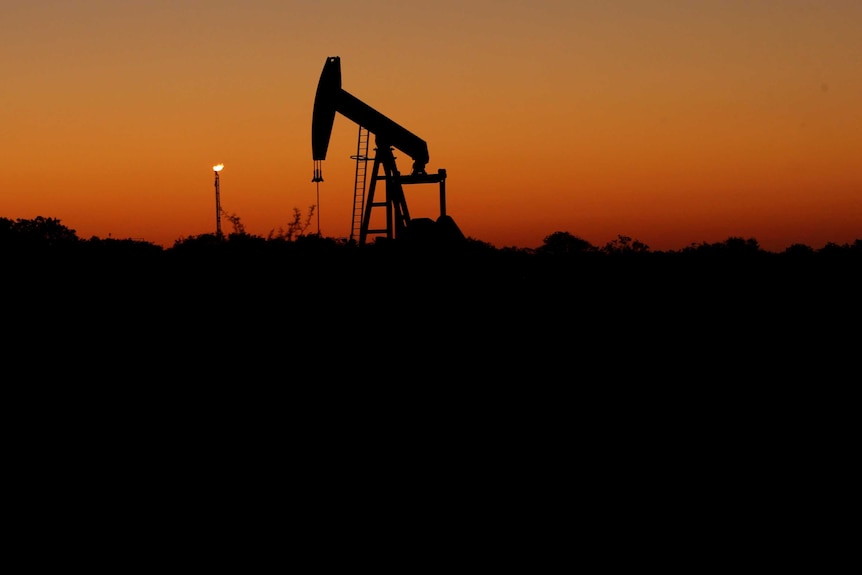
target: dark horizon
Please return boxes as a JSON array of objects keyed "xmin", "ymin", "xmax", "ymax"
[{"xmin": 3, "ymin": 214, "xmax": 860, "ymax": 257}]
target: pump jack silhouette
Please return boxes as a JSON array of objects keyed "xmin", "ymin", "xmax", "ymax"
[{"xmin": 311, "ymin": 56, "xmax": 464, "ymax": 246}]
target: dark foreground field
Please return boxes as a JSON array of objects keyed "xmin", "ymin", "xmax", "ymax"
[
  {"xmin": 7, "ymin": 235, "xmax": 858, "ymax": 382},
  {"xmin": 6, "ymin": 234, "xmax": 856, "ymax": 564}
]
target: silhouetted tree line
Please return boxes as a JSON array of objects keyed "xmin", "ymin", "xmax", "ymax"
[
  {"xmin": 2, "ymin": 215, "xmax": 859, "ymax": 263},
  {"xmin": 4, "ymin": 215, "xmax": 854, "ymax": 386}
]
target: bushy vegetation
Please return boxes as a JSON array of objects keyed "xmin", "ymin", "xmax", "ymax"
[
  {"xmin": 5, "ymin": 214, "xmax": 854, "ymax": 386},
  {"xmin": 3, "ymin": 215, "xmax": 859, "ymax": 261}
]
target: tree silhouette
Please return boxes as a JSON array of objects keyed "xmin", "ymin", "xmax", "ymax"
[
  {"xmin": 221, "ymin": 209, "xmax": 246, "ymax": 235},
  {"xmin": 602, "ymin": 234, "xmax": 650, "ymax": 254},
  {"xmin": 681, "ymin": 236, "xmax": 762, "ymax": 257},
  {"xmin": 267, "ymin": 205, "xmax": 316, "ymax": 241},
  {"xmin": 784, "ymin": 243, "xmax": 815, "ymax": 257},
  {"xmin": 535, "ymin": 231, "xmax": 596, "ymax": 256},
  {"xmin": 0, "ymin": 216, "xmax": 79, "ymax": 249}
]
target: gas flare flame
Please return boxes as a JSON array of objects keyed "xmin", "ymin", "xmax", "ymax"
[{"xmin": 213, "ymin": 163, "xmax": 224, "ymax": 172}]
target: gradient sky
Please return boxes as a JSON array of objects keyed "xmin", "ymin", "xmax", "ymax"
[{"xmin": 2, "ymin": 0, "xmax": 860, "ymax": 251}]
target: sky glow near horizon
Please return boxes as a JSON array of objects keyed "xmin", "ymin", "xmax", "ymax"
[{"xmin": 1, "ymin": 0, "xmax": 860, "ymax": 251}]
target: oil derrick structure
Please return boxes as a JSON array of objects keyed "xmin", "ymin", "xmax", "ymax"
[{"xmin": 311, "ymin": 56, "xmax": 462, "ymax": 246}]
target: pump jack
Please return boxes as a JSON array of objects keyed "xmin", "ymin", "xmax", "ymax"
[{"xmin": 311, "ymin": 56, "xmax": 463, "ymax": 246}]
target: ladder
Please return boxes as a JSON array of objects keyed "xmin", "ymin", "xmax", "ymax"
[{"xmin": 350, "ymin": 126, "xmax": 371, "ymax": 242}]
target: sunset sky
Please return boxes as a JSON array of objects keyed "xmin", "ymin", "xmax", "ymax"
[{"xmin": 2, "ymin": 0, "xmax": 860, "ymax": 252}]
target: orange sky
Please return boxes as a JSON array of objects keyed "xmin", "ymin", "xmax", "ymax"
[{"xmin": 2, "ymin": 0, "xmax": 860, "ymax": 252}]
